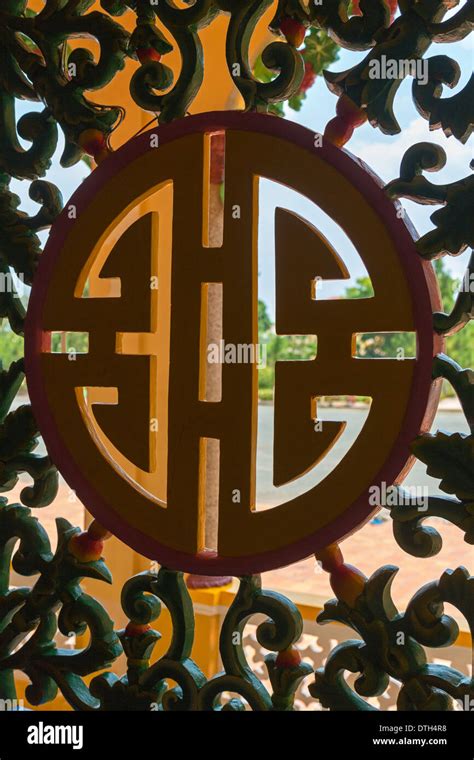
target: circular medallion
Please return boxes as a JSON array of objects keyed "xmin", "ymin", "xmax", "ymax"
[{"xmin": 25, "ymin": 112, "xmax": 443, "ymax": 574}]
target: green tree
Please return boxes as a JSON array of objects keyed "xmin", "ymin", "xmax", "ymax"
[
  {"xmin": 0, "ymin": 323, "xmax": 23, "ymax": 368},
  {"xmin": 345, "ymin": 276, "xmax": 416, "ymax": 359},
  {"xmin": 346, "ymin": 264, "xmax": 473, "ymax": 393},
  {"xmin": 434, "ymin": 258, "xmax": 456, "ymax": 312},
  {"xmin": 345, "ymin": 277, "xmax": 373, "ymax": 299},
  {"xmin": 267, "ymin": 333, "xmax": 317, "ymax": 364},
  {"xmin": 434, "ymin": 258, "xmax": 473, "ymax": 371},
  {"xmin": 258, "ymin": 299, "xmax": 272, "ymax": 335},
  {"xmin": 256, "ymin": 257, "xmax": 472, "ymax": 400}
]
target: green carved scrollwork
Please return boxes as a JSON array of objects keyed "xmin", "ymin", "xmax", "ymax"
[
  {"xmin": 89, "ymin": 568, "xmax": 205, "ymax": 711},
  {"xmin": 0, "ymin": 177, "xmax": 62, "ymax": 287},
  {"xmin": 1, "ymin": 1, "xmax": 473, "ymax": 147},
  {"xmin": 0, "ymin": 360, "xmax": 24, "ymax": 423},
  {"xmin": 129, "ymin": 0, "xmax": 218, "ymax": 122},
  {"xmin": 0, "ymin": 505, "xmax": 121, "ymax": 709},
  {"xmin": 1, "ymin": 1, "xmax": 129, "ymax": 168},
  {"xmin": 40, "ymin": 569, "xmax": 309, "ymax": 711},
  {"xmin": 318, "ymin": 4, "xmax": 433, "ymax": 134},
  {"xmin": 128, "ymin": 0, "xmax": 306, "ymax": 119},
  {"xmin": 385, "ymin": 142, "xmax": 474, "ymax": 259},
  {"xmin": 380, "ymin": 70, "xmax": 472, "ymax": 704},
  {"xmin": 388, "ymin": 354, "xmax": 473, "ymax": 556},
  {"xmin": 412, "ymin": 58, "xmax": 474, "ymax": 144},
  {"xmin": 311, "ymin": 0, "xmax": 473, "ymax": 139},
  {"xmin": 311, "ymin": 0, "xmax": 390, "ymax": 50},
  {"xmin": 0, "ymin": 0, "xmax": 471, "ymax": 713},
  {"xmin": 432, "ymin": 355, "xmax": 473, "ymax": 430},
  {"xmin": 311, "ymin": 565, "xmax": 473, "ymax": 710},
  {"xmin": 223, "ymin": 0, "xmax": 304, "ymax": 112},
  {"xmin": 0, "ymin": 405, "xmax": 59, "ymax": 507},
  {"xmin": 0, "ymin": 100, "xmax": 57, "ymax": 180},
  {"xmin": 413, "ymin": 429, "xmax": 473, "ymax": 502},
  {"xmin": 200, "ymin": 574, "xmax": 311, "ymax": 710},
  {"xmin": 389, "ymin": 492, "xmax": 474, "ymax": 558},
  {"xmin": 433, "ymin": 252, "xmax": 474, "ymax": 336}
]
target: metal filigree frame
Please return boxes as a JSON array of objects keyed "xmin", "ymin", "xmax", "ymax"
[{"xmin": 0, "ymin": 0, "xmax": 472, "ymax": 711}]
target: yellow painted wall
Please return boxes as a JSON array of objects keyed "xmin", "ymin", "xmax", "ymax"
[{"xmin": 25, "ymin": 0, "xmax": 274, "ymax": 670}]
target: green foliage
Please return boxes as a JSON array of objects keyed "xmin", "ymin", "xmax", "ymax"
[
  {"xmin": 433, "ymin": 258, "xmax": 474, "ymax": 372},
  {"xmin": 258, "ymin": 299, "xmax": 272, "ymax": 334},
  {"xmin": 258, "ymin": 331, "xmax": 317, "ymax": 399},
  {"xmin": 411, "ymin": 431, "xmax": 474, "ymax": 501},
  {"xmin": 51, "ymin": 331, "xmax": 89, "ymax": 354},
  {"xmin": 258, "ymin": 387, "xmax": 274, "ymax": 401},
  {"xmin": 288, "ymin": 29, "xmax": 340, "ymax": 113},
  {"xmin": 356, "ymin": 332, "xmax": 416, "ymax": 359},
  {"xmin": 267, "ymin": 333, "xmax": 317, "ymax": 363},
  {"xmin": 254, "ymin": 28, "xmax": 339, "ymax": 116},
  {"xmin": 257, "ymin": 259, "xmax": 472, "ymax": 400},
  {"xmin": 344, "ymin": 278, "xmax": 374, "ymax": 299},
  {"xmin": 349, "ymin": 280, "xmax": 416, "ymax": 359},
  {"xmin": 0, "ymin": 323, "xmax": 23, "ymax": 368},
  {"xmin": 434, "ymin": 258, "xmax": 456, "ymax": 312},
  {"xmin": 343, "ymin": 264, "xmax": 472, "ymax": 373},
  {"xmin": 258, "ymin": 366, "xmax": 274, "ymax": 390},
  {"xmin": 0, "ymin": 404, "xmax": 37, "ymax": 459},
  {"xmin": 445, "ymin": 324, "xmax": 473, "ymax": 371}
]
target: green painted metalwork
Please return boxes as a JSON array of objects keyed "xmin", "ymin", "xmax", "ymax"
[
  {"xmin": 311, "ymin": 565, "xmax": 473, "ymax": 710},
  {"xmin": 0, "ymin": 0, "xmax": 472, "ymax": 711},
  {"xmin": 385, "ymin": 143, "xmax": 474, "ymax": 259}
]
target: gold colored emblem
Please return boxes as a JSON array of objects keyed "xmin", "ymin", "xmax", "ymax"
[{"xmin": 25, "ymin": 113, "xmax": 441, "ymax": 573}]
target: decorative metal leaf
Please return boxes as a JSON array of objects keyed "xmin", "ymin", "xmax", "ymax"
[{"xmin": 412, "ymin": 431, "xmax": 474, "ymax": 501}]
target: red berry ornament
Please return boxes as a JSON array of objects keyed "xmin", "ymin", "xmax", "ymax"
[
  {"xmin": 78, "ymin": 128, "xmax": 113, "ymax": 165},
  {"xmin": 315, "ymin": 543, "xmax": 366, "ymax": 607},
  {"xmin": 336, "ymin": 94, "xmax": 367, "ymax": 127},
  {"xmin": 125, "ymin": 622, "xmax": 152, "ymax": 637},
  {"xmin": 324, "ymin": 116, "xmax": 354, "ymax": 147},
  {"xmin": 88, "ymin": 520, "xmax": 112, "ymax": 541},
  {"xmin": 324, "ymin": 94, "xmax": 367, "ymax": 147},
  {"xmin": 136, "ymin": 47, "xmax": 162, "ymax": 64},
  {"xmin": 275, "ymin": 647, "xmax": 302, "ymax": 669},
  {"xmin": 68, "ymin": 532, "xmax": 104, "ymax": 562},
  {"xmin": 351, "ymin": 0, "xmax": 397, "ymax": 23},
  {"xmin": 300, "ymin": 61, "xmax": 317, "ymax": 94},
  {"xmin": 68, "ymin": 519, "xmax": 112, "ymax": 562},
  {"xmin": 280, "ymin": 16, "xmax": 306, "ymax": 48}
]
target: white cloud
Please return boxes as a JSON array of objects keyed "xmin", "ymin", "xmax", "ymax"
[{"xmin": 350, "ymin": 116, "xmax": 472, "ymax": 186}]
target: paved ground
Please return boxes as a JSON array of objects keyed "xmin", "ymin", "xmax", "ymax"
[
  {"xmin": 6, "ymin": 405, "xmax": 470, "ymax": 616},
  {"xmin": 256, "ymin": 406, "xmax": 469, "ymax": 506},
  {"xmin": 263, "ymin": 518, "xmax": 469, "ymax": 612},
  {"xmin": 256, "ymin": 407, "xmax": 471, "ymax": 613}
]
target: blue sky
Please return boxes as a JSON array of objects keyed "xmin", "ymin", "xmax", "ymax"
[
  {"xmin": 11, "ymin": 31, "xmax": 472, "ymax": 319},
  {"xmin": 258, "ymin": 33, "xmax": 473, "ymax": 318}
]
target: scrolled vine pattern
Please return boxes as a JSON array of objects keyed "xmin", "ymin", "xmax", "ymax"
[
  {"xmin": 129, "ymin": 0, "xmax": 218, "ymax": 122},
  {"xmin": 0, "ymin": 505, "xmax": 121, "ymax": 710},
  {"xmin": 384, "ymin": 354, "xmax": 473, "ymax": 556},
  {"xmin": 35, "ymin": 569, "xmax": 312, "ymax": 711},
  {"xmin": 0, "ymin": 0, "xmax": 471, "ymax": 711},
  {"xmin": 200, "ymin": 573, "xmax": 312, "ymax": 710},
  {"xmin": 385, "ymin": 142, "xmax": 474, "ymax": 259},
  {"xmin": 311, "ymin": 565, "xmax": 473, "ymax": 710},
  {"xmin": 0, "ymin": 0, "xmax": 129, "ymax": 169},
  {"xmin": 385, "ymin": 140, "xmax": 473, "ymax": 569}
]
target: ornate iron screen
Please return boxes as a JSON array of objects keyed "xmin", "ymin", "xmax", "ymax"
[{"xmin": 0, "ymin": 0, "xmax": 472, "ymax": 712}]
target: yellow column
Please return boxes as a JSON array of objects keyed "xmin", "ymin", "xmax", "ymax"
[{"xmin": 28, "ymin": 0, "xmax": 273, "ymax": 667}]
